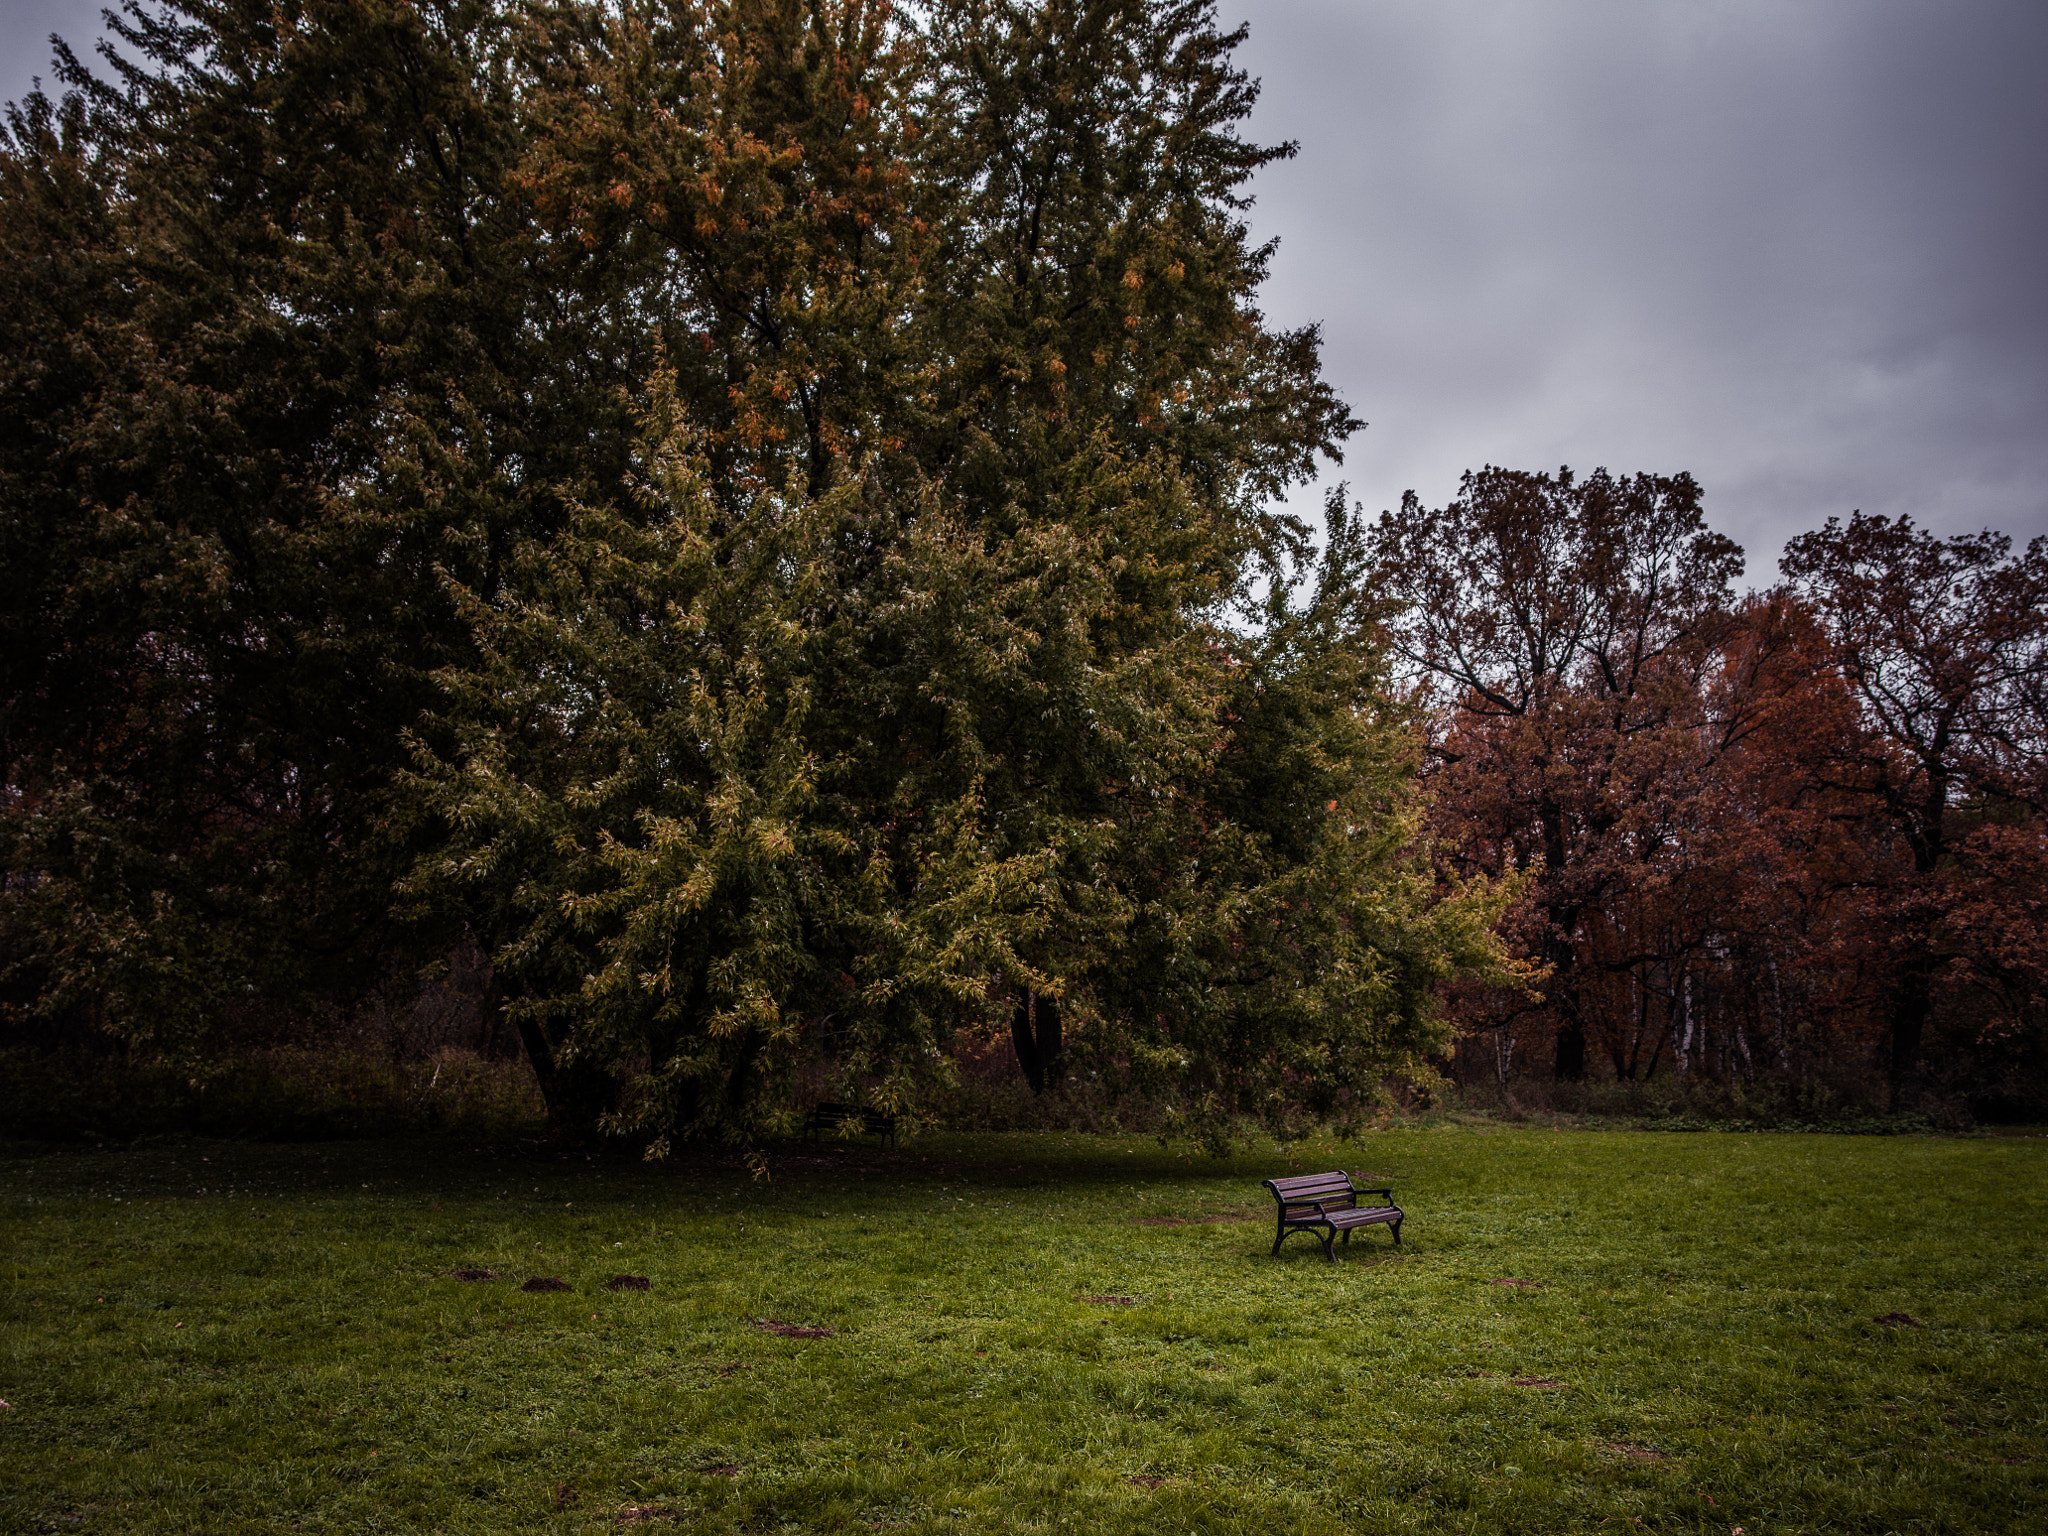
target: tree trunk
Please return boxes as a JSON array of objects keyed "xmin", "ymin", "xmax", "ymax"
[
  {"xmin": 1545, "ymin": 930, "xmax": 1586, "ymax": 1080},
  {"xmin": 1887, "ymin": 960, "xmax": 1933, "ymax": 1113},
  {"xmin": 1554, "ymin": 1019, "xmax": 1587, "ymax": 1081},
  {"xmin": 507, "ymin": 1001, "xmax": 621, "ymax": 1145},
  {"xmin": 1011, "ymin": 990, "xmax": 1065, "ymax": 1095}
]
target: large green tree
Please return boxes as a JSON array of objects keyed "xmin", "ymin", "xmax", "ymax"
[
  {"xmin": 0, "ymin": 0, "xmax": 579, "ymax": 1045},
  {"xmin": 5, "ymin": 0, "xmax": 1507, "ymax": 1144}
]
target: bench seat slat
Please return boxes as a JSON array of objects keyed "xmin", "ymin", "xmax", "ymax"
[{"xmin": 1327, "ymin": 1207, "xmax": 1399, "ymax": 1226}]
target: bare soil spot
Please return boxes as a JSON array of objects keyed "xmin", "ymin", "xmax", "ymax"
[
  {"xmin": 1874, "ymin": 1311, "xmax": 1924, "ymax": 1327},
  {"xmin": 714, "ymin": 1361, "xmax": 750, "ymax": 1376},
  {"xmin": 1605, "ymin": 1443, "xmax": 1665, "ymax": 1463},
  {"xmin": 605, "ymin": 1274, "xmax": 652, "ymax": 1291},
  {"xmin": 553, "ymin": 1483, "xmax": 578, "ymax": 1509},
  {"xmin": 1125, "ymin": 1474, "xmax": 1167, "ymax": 1488},
  {"xmin": 521, "ymin": 1276, "xmax": 573, "ymax": 1293},
  {"xmin": 616, "ymin": 1504, "xmax": 677, "ymax": 1525},
  {"xmin": 753, "ymin": 1318, "xmax": 835, "ymax": 1338},
  {"xmin": 1512, "ymin": 1377, "xmax": 1564, "ymax": 1389},
  {"xmin": 450, "ymin": 1268, "xmax": 497, "ymax": 1282}
]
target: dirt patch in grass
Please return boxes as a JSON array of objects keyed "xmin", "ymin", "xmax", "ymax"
[
  {"xmin": 752, "ymin": 1318, "xmax": 834, "ymax": 1338},
  {"xmin": 616, "ymin": 1504, "xmax": 678, "ymax": 1524},
  {"xmin": 449, "ymin": 1268, "xmax": 497, "ymax": 1282},
  {"xmin": 605, "ymin": 1274, "xmax": 651, "ymax": 1291},
  {"xmin": 1874, "ymin": 1311, "xmax": 1924, "ymax": 1327},
  {"xmin": 1125, "ymin": 1474, "xmax": 1167, "ymax": 1488},
  {"xmin": 1605, "ymin": 1443, "xmax": 1666, "ymax": 1463},
  {"xmin": 1491, "ymin": 1277, "xmax": 1542, "ymax": 1289},
  {"xmin": 1513, "ymin": 1377, "xmax": 1565, "ymax": 1389},
  {"xmin": 521, "ymin": 1275, "xmax": 573, "ymax": 1293}
]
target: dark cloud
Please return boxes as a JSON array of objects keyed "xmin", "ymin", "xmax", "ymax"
[
  {"xmin": 1232, "ymin": 0, "xmax": 2048, "ymax": 570},
  {"xmin": 8, "ymin": 1, "xmax": 2044, "ymax": 571},
  {"xmin": 1, "ymin": 1, "xmax": 105, "ymax": 104}
]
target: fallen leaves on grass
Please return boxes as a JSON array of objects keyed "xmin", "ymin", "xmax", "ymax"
[
  {"xmin": 521, "ymin": 1276, "xmax": 573, "ymax": 1293},
  {"xmin": 752, "ymin": 1318, "xmax": 835, "ymax": 1338},
  {"xmin": 1874, "ymin": 1311, "xmax": 1923, "ymax": 1328},
  {"xmin": 450, "ymin": 1269, "xmax": 497, "ymax": 1282},
  {"xmin": 606, "ymin": 1275, "xmax": 652, "ymax": 1291}
]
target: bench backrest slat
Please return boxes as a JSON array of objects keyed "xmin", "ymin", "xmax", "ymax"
[
  {"xmin": 1268, "ymin": 1176, "xmax": 1352, "ymax": 1196},
  {"xmin": 1265, "ymin": 1172, "xmax": 1363, "ymax": 1220}
]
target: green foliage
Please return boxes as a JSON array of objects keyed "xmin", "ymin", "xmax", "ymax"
[
  {"xmin": 405, "ymin": 390, "xmax": 1502, "ymax": 1147},
  {"xmin": 0, "ymin": 0, "xmax": 559, "ymax": 1044},
  {"xmin": 3, "ymin": 1128, "xmax": 2044, "ymax": 1533},
  {"xmin": 2, "ymin": 1, "xmax": 1504, "ymax": 1145}
]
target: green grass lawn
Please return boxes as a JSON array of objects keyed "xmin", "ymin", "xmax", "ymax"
[{"xmin": 2, "ymin": 1126, "xmax": 2043, "ymax": 1534}]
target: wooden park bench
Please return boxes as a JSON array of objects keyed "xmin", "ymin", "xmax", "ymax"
[
  {"xmin": 1263, "ymin": 1171, "xmax": 1402, "ymax": 1261},
  {"xmin": 801, "ymin": 1101, "xmax": 898, "ymax": 1150}
]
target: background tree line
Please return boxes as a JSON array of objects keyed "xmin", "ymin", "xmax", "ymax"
[
  {"xmin": 3, "ymin": 2, "xmax": 2040, "ymax": 1148},
  {"xmin": 1373, "ymin": 470, "xmax": 2048, "ymax": 1119}
]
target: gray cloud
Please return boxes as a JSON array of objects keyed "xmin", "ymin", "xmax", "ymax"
[
  {"xmin": 9, "ymin": 1, "xmax": 2045, "ymax": 574},
  {"xmin": 1232, "ymin": 0, "xmax": 2048, "ymax": 573},
  {"xmin": 2, "ymin": 1, "xmax": 104, "ymax": 105}
]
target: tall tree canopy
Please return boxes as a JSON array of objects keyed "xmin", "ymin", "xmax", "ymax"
[
  {"xmin": 3, "ymin": 0, "xmax": 1507, "ymax": 1147},
  {"xmin": 1368, "ymin": 465, "xmax": 1744, "ymax": 1080},
  {"xmin": 1781, "ymin": 514, "xmax": 2048, "ymax": 1106},
  {"xmin": 0, "ymin": 0, "xmax": 555, "ymax": 1046}
]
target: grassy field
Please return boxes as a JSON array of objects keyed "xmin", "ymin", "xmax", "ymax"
[{"xmin": 1, "ymin": 1126, "xmax": 2043, "ymax": 1534}]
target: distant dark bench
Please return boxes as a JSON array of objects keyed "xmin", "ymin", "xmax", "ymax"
[
  {"xmin": 801, "ymin": 1101, "xmax": 897, "ymax": 1150},
  {"xmin": 1263, "ymin": 1172, "xmax": 1402, "ymax": 1262}
]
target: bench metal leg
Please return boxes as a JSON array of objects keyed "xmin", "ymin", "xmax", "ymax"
[
  {"xmin": 1274, "ymin": 1223, "xmax": 1339, "ymax": 1260},
  {"xmin": 1392, "ymin": 1218, "xmax": 1402, "ymax": 1245}
]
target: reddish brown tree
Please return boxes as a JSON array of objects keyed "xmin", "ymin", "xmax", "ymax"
[
  {"xmin": 1370, "ymin": 465, "xmax": 1743, "ymax": 1079},
  {"xmin": 1780, "ymin": 514, "xmax": 2048, "ymax": 1106}
]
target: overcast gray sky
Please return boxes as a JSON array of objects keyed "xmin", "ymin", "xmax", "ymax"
[{"xmin": 7, "ymin": 1, "xmax": 2045, "ymax": 577}]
